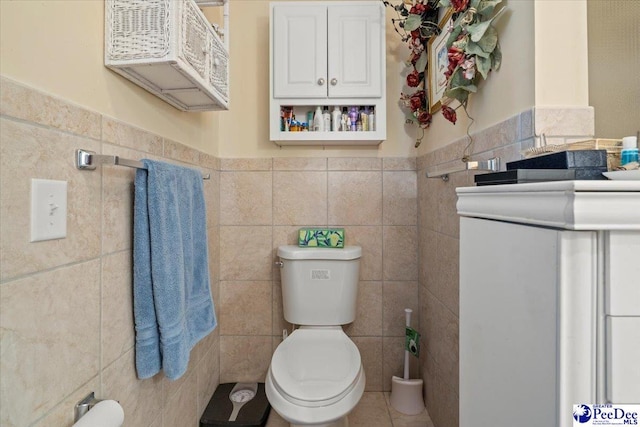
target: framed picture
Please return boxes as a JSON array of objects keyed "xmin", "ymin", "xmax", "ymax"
[{"xmin": 427, "ymin": 9, "xmax": 454, "ymax": 114}]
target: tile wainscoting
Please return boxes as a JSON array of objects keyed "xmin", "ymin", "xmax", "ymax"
[
  {"xmin": 0, "ymin": 76, "xmax": 221, "ymax": 427},
  {"xmin": 0, "ymin": 76, "xmax": 593, "ymax": 427},
  {"xmin": 0, "ymin": 77, "xmax": 420, "ymax": 426},
  {"xmin": 216, "ymin": 155, "xmax": 420, "ymax": 394},
  {"xmin": 417, "ymin": 106, "xmax": 594, "ymax": 427}
]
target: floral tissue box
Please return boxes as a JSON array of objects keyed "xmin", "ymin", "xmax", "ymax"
[{"xmin": 298, "ymin": 228, "xmax": 345, "ymax": 248}]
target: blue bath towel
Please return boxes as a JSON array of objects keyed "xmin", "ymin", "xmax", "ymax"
[{"xmin": 133, "ymin": 159, "xmax": 217, "ymax": 380}]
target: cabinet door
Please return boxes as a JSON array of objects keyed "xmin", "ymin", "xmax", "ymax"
[
  {"xmin": 606, "ymin": 317, "xmax": 640, "ymax": 403},
  {"xmin": 327, "ymin": 4, "xmax": 383, "ymax": 98},
  {"xmin": 460, "ymin": 218, "xmax": 559, "ymax": 427},
  {"xmin": 605, "ymin": 231, "xmax": 640, "ymax": 316},
  {"xmin": 604, "ymin": 231, "xmax": 640, "ymax": 403},
  {"xmin": 460, "ymin": 217, "xmax": 597, "ymax": 427},
  {"xmin": 272, "ymin": 5, "xmax": 327, "ymax": 98}
]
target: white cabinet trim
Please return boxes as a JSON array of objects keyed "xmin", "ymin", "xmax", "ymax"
[{"xmin": 456, "ymin": 181, "xmax": 640, "ymax": 230}]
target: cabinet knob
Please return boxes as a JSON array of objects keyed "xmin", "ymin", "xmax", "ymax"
[
  {"xmin": 317, "ymin": 78, "xmax": 325, "ymax": 86},
  {"xmin": 330, "ymin": 78, "xmax": 338, "ymax": 86}
]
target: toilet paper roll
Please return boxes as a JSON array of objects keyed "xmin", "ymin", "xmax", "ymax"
[{"xmin": 73, "ymin": 400, "xmax": 124, "ymax": 427}]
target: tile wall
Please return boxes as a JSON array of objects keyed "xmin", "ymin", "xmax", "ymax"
[
  {"xmin": 0, "ymin": 75, "xmax": 595, "ymax": 427},
  {"xmin": 217, "ymin": 156, "xmax": 420, "ymax": 393},
  {"xmin": 0, "ymin": 77, "xmax": 421, "ymax": 426},
  {"xmin": 0, "ymin": 77, "xmax": 221, "ymax": 427},
  {"xmin": 416, "ymin": 107, "xmax": 595, "ymax": 427}
]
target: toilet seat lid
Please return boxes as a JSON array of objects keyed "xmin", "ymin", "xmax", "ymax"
[{"xmin": 270, "ymin": 328, "xmax": 361, "ymax": 404}]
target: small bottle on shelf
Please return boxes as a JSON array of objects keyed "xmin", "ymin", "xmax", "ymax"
[
  {"xmin": 361, "ymin": 107, "xmax": 369, "ymax": 131},
  {"xmin": 331, "ymin": 106, "xmax": 341, "ymax": 131},
  {"xmin": 307, "ymin": 111, "xmax": 314, "ymax": 132},
  {"xmin": 342, "ymin": 107, "xmax": 349, "ymax": 131},
  {"xmin": 313, "ymin": 106, "xmax": 323, "ymax": 132},
  {"xmin": 368, "ymin": 107, "xmax": 375, "ymax": 132},
  {"xmin": 349, "ymin": 106, "xmax": 358, "ymax": 132},
  {"xmin": 322, "ymin": 107, "xmax": 331, "ymax": 132}
]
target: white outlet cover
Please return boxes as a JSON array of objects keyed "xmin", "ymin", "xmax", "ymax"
[{"xmin": 31, "ymin": 179, "xmax": 67, "ymax": 242}]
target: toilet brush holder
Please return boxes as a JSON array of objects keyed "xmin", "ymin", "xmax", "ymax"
[{"xmin": 389, "ymin": 376, "xmax": 424, "ymax": 415}]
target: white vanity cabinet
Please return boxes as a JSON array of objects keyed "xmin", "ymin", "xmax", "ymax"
[
  {"xmin": 456, "ymin": 181, "xmax": 640, "ymax": 427},
  {"xmin": 269, "ymin": 1, "xmax": 386, "ymax": 145}
]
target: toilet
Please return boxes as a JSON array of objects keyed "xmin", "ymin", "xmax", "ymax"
[{"xmin": 266, "ymin": 245, "xmax": 365, "ymax": 427}]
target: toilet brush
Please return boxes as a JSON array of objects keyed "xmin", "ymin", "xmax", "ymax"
[
  {"xmin": 389, "ymin": 308, "xmax": 425, "ymax": 415},
  {"xmin": 403, "ymin": 308, "xmax": 411, "ymax": 380}
]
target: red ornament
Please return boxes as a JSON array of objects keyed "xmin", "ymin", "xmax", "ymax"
[
  {"xmin": 442, "ymin": 105, "xmax": 457, "ymax": 124},
  {"xmin": 406, "ymin": 70, "xmax": 421, "ymax": 88}
]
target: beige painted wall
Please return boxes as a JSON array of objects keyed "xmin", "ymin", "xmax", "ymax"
[
  {"xmin": 0, "ymin": 0, "xmax": 220, "ymax": 155},
  {"xmin": 0, "ymin": 0, "xmax": 592, "ymax": 158},
  {"xmin": 215, "ymin": 0, "xmax": 540, "ymax": 158},
  {"xmin": 0, "ymin": 0, "xmax": 415, "ymax": 159},
  {"xmin": 217, "ymin": 0, "xmax": 416, "ymax": 158},
  {"xmin": 535, "ymin": 0, "xmax": 589, "ymax": 106},
  {"xmin": 416, "ymin": 0, "xmax": 591, "ymax": 156},
  {"xmin": 415, "ymin": 0, "xmax": 536, "ymax": 156}
]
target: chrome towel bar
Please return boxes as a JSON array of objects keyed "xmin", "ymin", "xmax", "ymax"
[
  {"xmin": 75, "ymin": 149, "xmax": 211, "ymax": 180},
  {"xmin": 426, "ymin": 157, "xmax": 500, "ymax": 182}
]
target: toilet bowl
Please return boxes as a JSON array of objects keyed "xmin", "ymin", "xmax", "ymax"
[
  {"xmin": 265, "ymin": 327, "xmax": 365, "ymax": 426},
  {"xmin": 267, "ymin": 245, "xmax": 365, "ymax": 427}
]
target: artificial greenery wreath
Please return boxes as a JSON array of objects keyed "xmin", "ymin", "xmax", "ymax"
[{"xmin": 383, "ymin": 0, "xmax": 505, "ymax": 147}]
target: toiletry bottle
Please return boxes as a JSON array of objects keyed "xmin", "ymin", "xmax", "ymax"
[
  {"xmin": 361, "ymin": 107, "xmax": 369, "ymax": 131},
  {"xmin": 307, "ymin": 111, "xmax": 314, "ymax": 132},
  {"xmin": 620, "ymin": 136, "xmax": 639, "ymax": 166},
  {"xmin": 280, "ymin": 107, "xmax": 285, "ymax": 131},
  {"xmin": 342, "ymin": 107, "xmax": 349, "ymax": 131},
  {"xmin": 322, "ymin": 107, "xmax": 331, "ymax": 133},
  {"xmin": 331, "ymin": 106, "xmax": 341, "ymax": 131},
  {"xmin": 368, "ymin": 107, "xmax": 375, "ymax": 132},
  {"xmin": 313, "ymin": 106, "xmax": 323, "ymax": 132},
  {"xmin": 349, "ymin": 107, "xmax": 358, "ymax": 132}
]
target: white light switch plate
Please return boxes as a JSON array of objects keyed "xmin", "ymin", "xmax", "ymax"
[{"xmin": 31, "ymin": 179, "xmax": 67, "ymax": 242}]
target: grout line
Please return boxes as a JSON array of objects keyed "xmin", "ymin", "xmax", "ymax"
[{"xmin": 0, "ymin": 113, "xmax": 102, "ymax": 143}]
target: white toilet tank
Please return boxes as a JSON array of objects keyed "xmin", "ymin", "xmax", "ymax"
[{"xmin": 277, "ymin": 245, "xmax": 361, "ymax": 326}]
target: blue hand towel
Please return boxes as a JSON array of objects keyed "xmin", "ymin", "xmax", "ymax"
[{"xmin": 133, "ymin": 159, "xmax": 217, "ymax": 380}]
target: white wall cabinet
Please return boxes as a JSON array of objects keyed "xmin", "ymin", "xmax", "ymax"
[
  {"xmin": 272, "ymin": 4, "xmax": 382, "ymax": 99},
  {"xmin": 457, "ymin": 181, "xmax": 640, "ymax": 427},
  {"xmin": 269, "ymin": 1, "xmax": 386, "ymax": 145}
]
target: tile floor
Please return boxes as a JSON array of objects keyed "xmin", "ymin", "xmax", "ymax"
[{"xmin": 265, "ymin": 392, "xmax": 434, "ymax": 427}]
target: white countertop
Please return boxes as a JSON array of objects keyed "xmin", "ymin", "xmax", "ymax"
[
  {"xmin": 456, "ymin": 180, "xmax": 640, "ymax": 230},
  {"xmin": 457, "ymin": 180, "xmax": 640, "ymax": 194}
]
